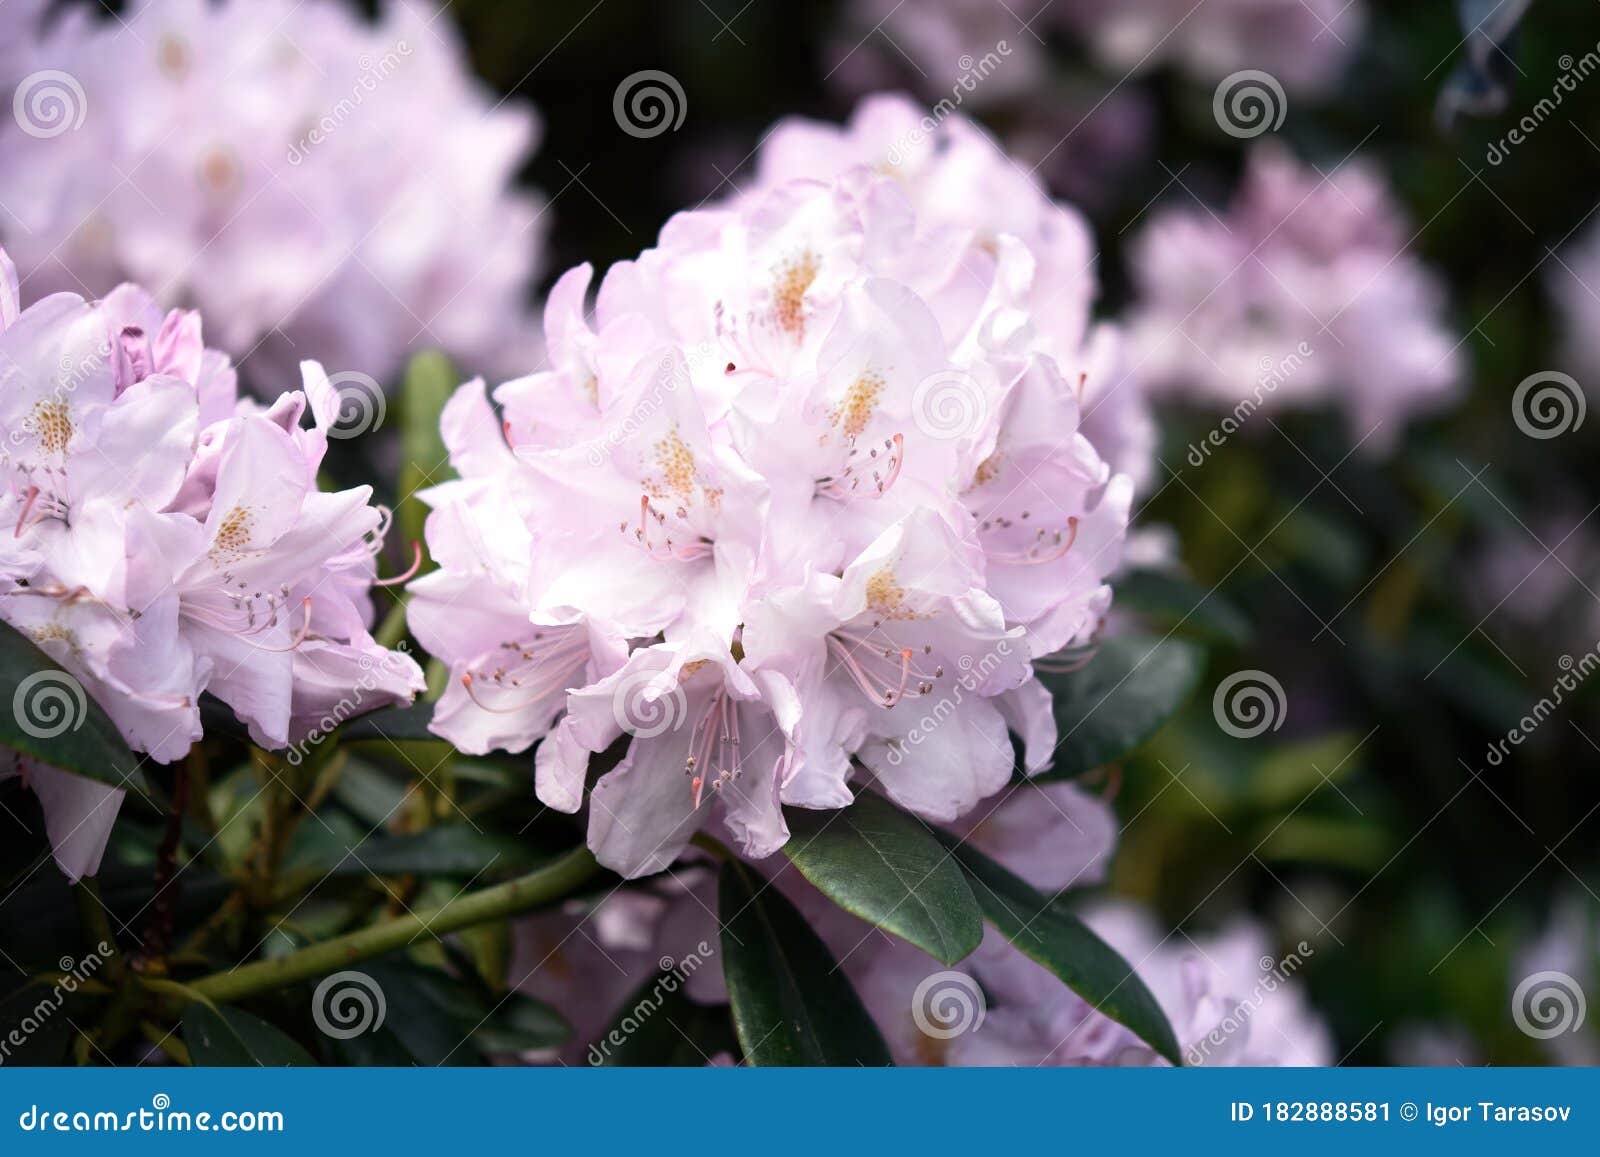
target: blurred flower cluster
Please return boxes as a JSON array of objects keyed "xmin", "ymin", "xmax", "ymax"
[{"xmin": 0, "ymin": 0, "xmax": 545, "ymax": 385}]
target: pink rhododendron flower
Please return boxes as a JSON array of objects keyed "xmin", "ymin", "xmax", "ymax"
[
  {"xmin": 413, "ymin": 99, "xmax": 1138, "ymax": 878},
  {"xmin": 0, "ymin": 0, "xmax": 544, "ymax": 385},
  {"xmin": 1058, "ymin": 0, "xmax": 1365, "ymax": 95},
  {"xmin": 1127, "ymin": 143, "xmax": 1463, "ymax": 451},
  {"xmin": 749, "ymin": 93, "xmax": 1156, "ymax": 490},
  {"xmin": 0, "ymin": 246, "xmax": 424, "ymax": 878}
]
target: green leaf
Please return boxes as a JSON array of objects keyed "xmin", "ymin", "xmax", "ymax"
[
  {"xmin": 182, "ymin": 1004, "xmax": 316, "ymax": 1066},
  {"xmin": 399, "ymin": 350, "xmax": 458, "ymax": 554},
  {"xmin": 471, "ymin": 993, "xmax": 569, "ymax": 1054},
  {"xmin": 337, "ymin": 700, "xmax": 441, "ymax": 743},
  {"xmin": 718, "ymin": 859, "xmax": 892, "ymax": 1066},
  {"xmin": 330, "ymin": 959, "xmax": 485, "ymax": 1066},
  {"xmin": 320, "ymin": 826, "xmax": 546, "ymax": 878},
  {"xmin": 1115, "ymin": 569, "xmax": 1253, "ymax": 647},
  {"xmin": 1035, "ymin": 634, "xmax": 1205, "ymax": 780},
  {"xmin": 592, "ymin": 969, "xmax": 739, "ymax": 1066},
  {"xmin": 0, "ymin": 982, "xmax": 82, "ymax": 1064},
  {"xmin": 936, "ymin": 833, "xmax": 1182, "ymax": 1064},
  {"xmin": 0, "ymin": 622, "xmax": 145, "ymax": 794},
  {"xmin": 782, "ymin": 791, "xmax": 982, "ymax": 965}
]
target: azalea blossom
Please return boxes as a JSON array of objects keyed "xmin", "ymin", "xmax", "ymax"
[
  {"xmin": 0, "ymin": 247, "xmax": 423, "ymax": 878},
  {"xmin": 748, "ymin": 92, "xmax": 1155, "ymax": 489},
  {"xmin": 413, "ymin": 100, "xmax": 1138, "ymax": 878},
  {"xmin": 0, "ymin": 0, "xmax": 545, "ymax": 386},
  {"xmin": 1056, "ymin": 0, "xmax": 1365, "ymax": 95},
  {"xmin": 1126, "ymin": 143, "xmax": 1463, "ymax": 451}
]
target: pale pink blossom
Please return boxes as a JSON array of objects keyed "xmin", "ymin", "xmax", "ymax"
[
  {"xmin": 1057, "ymin": 0, "xmax": 1365, "ymax": 95},
  {"xmin": 1127, "ymin": 143, "xmax": 1463, "ymax": 451},
  {"xmin": 0, "ymin": 0, "xmax": 544, "ymax": 386},
  {"xmin": 0, "ymin": 250, "xmax": 423, "ymax": 877},
  {"xmin": 416, "ymin": 109, "xmax": 1136, "ymax": 877}
]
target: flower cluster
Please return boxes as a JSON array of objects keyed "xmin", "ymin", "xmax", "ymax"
[
  {"xmin": 411, "ymin": 97, "xmax": 1136, "ymax": 878},
  {"xmin": 0, "ymin": 247, "xmax": 424, "ymax": 879},
  {"xmin": 1126, "ymin": 143, "xmax": 1463, "ymax": 452},
  {"xmin": 1057, "ymin": 0, "xmax": 1365, "ymax": 94},
  {"xmin": 0, "ymin": 0, "xmax": 545, "ymax": 386},
  {"xmin": 831, "ymin": 0, "xmax": 1363, "ymax": 101}
]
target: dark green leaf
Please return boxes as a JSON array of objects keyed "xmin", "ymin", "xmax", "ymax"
[
  {"xmin": 591, "ymin": 969, "xmax": 738, "ymax": 1066},
  {"xmin": 1115, "ymin": 569, "xmax": 1253, "ymax": 647},
  {"xmin": 330, "ymin": 959, "xmax": 484, "ymax": 1066},
  {"xmin": 1035, "ymin": 634, "xmax": 1205, "ymax": 780},
  {"xmin": 783, "ymin": 791, "xmax": 982, "ymax": 965},
  {"xmin": 718, "ymin": 859, "xmax": 891, "ymax": 1066},
  {"xmin": 319, "ymin": 826, "xmax": 545, "ymax": 878},
  {"xmin": 936, "ymin": 832, "xmax": 1182, "ymax": 1064},
  {"xmin": 0, "ymin": 982, "xmax": 83, "ymax": 1065},
  {"xmin": 182, "ymin": 1003, "xmax": 315, "ymax": 1066},
  {"xmin": 472, "ymin": 993, "xmax": 569, "ymax": 1054},
  {"xmin": 337, "ymin": 699, "xmax": 441, "ymax": 743},
  {"xmin": 0, "ymin": 622, "xmax": 145, "ymax": 794}
]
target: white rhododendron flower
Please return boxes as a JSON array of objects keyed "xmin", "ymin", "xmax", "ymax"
[
  {"xmin": 0, "ymin": 247, "xmax": 424, "ymax": 879},
  {"xmin": 0, "ymin": 0, "xmax": 545, "ymax": 385},
  {"xmin": 412, "ymin": 96, "xmax": 1138, "ymax": 878}
]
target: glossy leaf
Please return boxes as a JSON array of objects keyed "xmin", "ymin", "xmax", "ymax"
[
  {"xmin": 1036, "ymin": 634, "xmax": 1205, "ymax": 781},
  {"xmin": 718, "ymin": 860, "xmax": 891, "ymax": 1066},
  {"xmin": 182, "ymin": 1003, "xmax": 316, "ymax": 1066},
  {"xmin": 937, "ymin": 833, "xmax": 1183, "ymax": 1065},
  {"xmin": 0, "ymin": 622, "xmax": 145, "ymax": 793},
  {"xmin": 783, "ymin": 791, "xmax": 982, "ymax": 965}
]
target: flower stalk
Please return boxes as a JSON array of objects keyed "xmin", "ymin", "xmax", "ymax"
[{"xmin": 187, "ymin": 846, "xmax": 599, "ymax": 1005}]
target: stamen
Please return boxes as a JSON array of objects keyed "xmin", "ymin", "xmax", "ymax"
[
  {"xmin": 621, "ymin": 493, "xmax": 714, "ymax": 562},
  {"xmin": 14, "ymin": 485, "xmax": 39, "ymax": 538},
  {"xmin": 984, "ymin": 515, "xmax": 1079, "ymax": 566},
  {"xmin": 373, "ymin": 541, "xmax": 424, "ymax": 587},
  {"xmin": 815, "ymin": 433, "xmax": 905, "ymax": 502}
]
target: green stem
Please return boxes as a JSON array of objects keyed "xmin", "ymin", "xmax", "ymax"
[{"xmin": 187, "ymin": 847, "xmax": 599, "ymax": 1005}]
